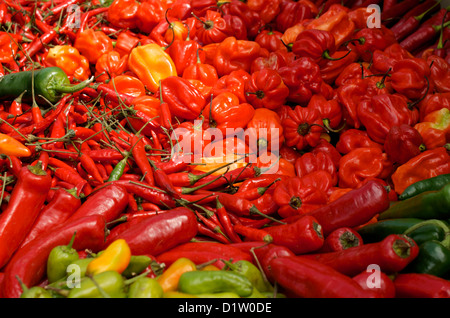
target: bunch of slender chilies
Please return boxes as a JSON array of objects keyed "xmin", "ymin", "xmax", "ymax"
[{"xmin": 0, "ymin": 0, "xmax": 449, "ymax": 299}]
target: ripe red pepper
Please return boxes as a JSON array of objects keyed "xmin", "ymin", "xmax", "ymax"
[
  {"xmin": 211, "ymin": 69, "xmax": 251, "ymax": 104},
  {"xmin": 0, "ymin": 164, "xmax": 52, "ymax": 269},
  {"xmin": 305, "ymin": 180, "xmax": 390, "ymax": 236},
  {"xmin": 303, "ymin": 234, "xmax": 419, "ymax": 276},
  {"xmin": 65, "ymin": 184, "xmax": 129, "ymax": 224},
  {"xmin": 295, "ymin": 150, "xmax": 338, "ymax": 186},
  {"xmin": 156, "ymin": 241, "xmax": 253, "ymax": 269},
  {"xmin": 220, "ymin": 0, "xmax": 263, "ymax": 39},
  {"xmin": 338, "ymin": 147, "xmax": 393, "ymax": 189},
  {"xmin": 191, "ymin": 10, "xmax": 234, "ymax": 45},
  {"xmin": 264, "ymin": 215, "xmax": 324, "ymax": 254},
  {"xmin": 159, "ymin": 76, "xmax": 206, "ymax": 121},
  {"xmin": 335, "ymin": 129, "xmax": 384, "ymax": 155},
  {"xmin": 352, "ymin": 270, "xmax": 396, "ymax": 298},
  {"xmin": 391, "ymin": 58, "xmax": 432, "ymax": 101},
  {"xmin": 428, "ymin": 55, "xmax": 450, "ymax": 93},
  {"xmin": 357, "ymin": 93, "xmax": 420, "ymax": 144},
  {"xmin": 393, "ymin": 273, "xmax": 450, "ymax": 298},
  {"xmin": 110, "ymin": 207, "xmax": 198, "ymax": 256},
  {"xmin": 269, "ymin": 256, "xmax": 379, "ymax": 298},
  {"xmin": 384, "ymin": 124, "xmax": 425, "ymax": 165},
  {"xmin": 244, "ymin": 69, "xmax": 289, "ymax": 110},
  {"xmin": 319, "ymin": 227, "xmax": 364, "ymax": 253},
  {"xmin": 19, "ymin": 188, "xmax": 81, "ymax": 249},
  {"xmin": 275, "ymin": 0, "xmax": 314, "ymax": 32},
  {"xmin": 1, "ymin": 215, "xmax": 107, "ymax": 298}
]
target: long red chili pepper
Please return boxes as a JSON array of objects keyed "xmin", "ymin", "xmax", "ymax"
[
  {"xmin": 131, "ymin": 134, "xmax": 155, "ymax": 186},
  {"xmin": 19, "ymin": 187, "xmax": 81, "ymax": 249},
  {"xmin": 303, "ymin": 180, "xmax": 390, "ymax": 236},
  {"xmin": 215, "ymin": 197, "xmax": 242, "ymax": 243},
  {"xmin": 0, "ymin": 163, "xmax": 52, "ymax": 269},
  {"xmin": 269, "ymin": 256, "xmax": 379, "ymax": 298},
  {"xmin": 18, "ymin": 29, "xmax": 58, "ymax": 66},
  {"xmin": 110, "ymin": 207, "xmax": 198, "ymax": 256},
  {"xmin": 1, "ymin": 215, "xmax": 107, "ymax": 298},
  {"xmin": 393, "ymin": 273, "xmax": 450, "ymax": 298},
  {"xmin": 302, "ymin": 234, "xmax": 419, "ymax": 276}
]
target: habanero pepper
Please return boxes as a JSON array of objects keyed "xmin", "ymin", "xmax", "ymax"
[
  {"xmin": 390, "ymin": 147, "xmax": 450, "ymax": 195},
  {"xmin": 74, "ymin": 29, "xmax": 113, "ymax": 64},
  {"xmin": 384, "ymin": 124, "xmax": 425, "ymax": 165},
  {"xmin": 428, "ymin": 54, "xmax": 450, "ymax": 93},
  {"xmin": 0, "ymin": 164, "xmax": 52, "ymax": 269},
  {"xmin": 335, "ymin": 129, "xmax": 384, "ymax": 155}
]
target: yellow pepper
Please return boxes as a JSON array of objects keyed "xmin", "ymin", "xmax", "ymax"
[
  {"xmin": 0, "ymin": 133, "xmax": 31, "ymax": 157},
  {"xmin": 128, "ymin": 43, "xmax": 177, "ymax": 93},
  {"xmin": 156, "ymin": 257, "xmax": 197, "ymax": 293},
  {"xmin": 85, "ymin": 239, "xmax": 131, "ymax": 276}
]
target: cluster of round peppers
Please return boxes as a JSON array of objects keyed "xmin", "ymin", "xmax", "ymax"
[{"xmin": 0, "ymin": 0, "xmax": 449, "ymax": 299}]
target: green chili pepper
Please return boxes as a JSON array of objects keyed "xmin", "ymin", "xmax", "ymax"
[
  {"xmin": 403, "ymin": 219, "xmax": 450, "ymax": 278},
  {"xmin": 18, "ymin": 277, "xmax": 52, "ymax": 298},
  {"xmin": 46, "ymin": 232, "xmax": 79, "ymax": 283},
  {"xmin": 261, "ymin": 291, "xmax": 287, "ymax": 298},
  {"xmin": 378, "ymin": 183, "xmax": 450, "ymax": 220},
  {"xmin": 357, "ymin": 218, "xmax": 425, "ymax": 243},
  {"xmin": 223, "ymin": 260, "xmax": 273, "ymax": 293},
  {"xmin": 399, "ymin": 174, "xmax": 450, "ymax": 200},
  {"xmin": 67, "ymin": 271, "xmax": 127, "ymax": 298},
  {"xmin": 195, "ymin": 292, "xmax": 241, "ymax": 298},
  {"xmin": 127, "ymin": 276, "xmax": 164, "ymax": 298},
  {"xmin": 177, "ymin": 270, "xmax": 254, "ymax": 297},
  {"xmin": 122, "ymin": 255, "xmax": 154, "ymax": 278},
  {"xmin": 0, "ymin": 67, "xmax": 92, "ymax": 105}
]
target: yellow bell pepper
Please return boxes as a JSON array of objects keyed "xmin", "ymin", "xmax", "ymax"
[
  {"xmin": 85, "ymin": 239, "xmax": 131, "ymax": 276},
  {"xmin": 128, "ymin": 43, "xmax": 177, "ymax": 93}
]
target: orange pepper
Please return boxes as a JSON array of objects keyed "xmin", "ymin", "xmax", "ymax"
[
  {"xmin": 0, "ymin": 133, "xmax": 31, "ymax": 157},
  {"xmin": 108, "ymin": 74, "xmax": 146, "ymax": 98},
  {"xmin": 127, "ymin": 95, "xmax": 162, "ymax": 135},
  {"xmin": 44, "ymin": 45, "xmax": 91, "ymax": 82},
  {"xmin": 74, "ymin": 29, "xmax": 114, "ymax": 64},
  {"xmin": 85, "ymin": 239, "xmax": 132, "ymax": 276},
  {"xmin": 128, "ymin": 43, "xmax": 177, "ymax": 93},
  {"xmin": 156, "ymin": 257, "xmax": 197, "ymax": 293},
  {"xmin": 95, "ymin": 50, "xmax": 128, "ymax": 82}
]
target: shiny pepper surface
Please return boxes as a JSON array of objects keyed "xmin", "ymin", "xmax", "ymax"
[
  {"xmin": 74, "ymin": 29, "xmax": 113, "ymax": 64},
  {"xmin": 85, "ymin": 239, "xmax": 132, "ymax": 276},
  {"xmin": 128, "ymin": 44, "xmax": 177, "ymax": 93},
  {"xmin": 44, "ymin": 45, "xmax": 91, "ymax": 81}
]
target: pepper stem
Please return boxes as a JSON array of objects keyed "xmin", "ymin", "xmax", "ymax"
[
  {"xmin": 54, "ymin": 76, "xmax": 94, "ymax": 94},
  {"xmin": 322, "ymin": 49, "xmax": 353, "ymax": 61}
]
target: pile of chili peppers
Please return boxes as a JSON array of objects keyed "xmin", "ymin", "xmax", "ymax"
[{"xmin": 0, "ymin": 0, "xmax": 449, "ymax": 299}]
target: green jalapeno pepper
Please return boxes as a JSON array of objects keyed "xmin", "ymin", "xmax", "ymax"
[
  {"xmin": 399, "ymin": 174, "xmax": 450, "ymax": 200},
  {"xmin": 46, "ymin": 232, "xmax": 79, "ymax": 283},
  {"xmin": 178, "ymin": 270, "xmax": 254, "ymax": 297},
  {"xmin": 127, "ymin": 276, "xmax": 163, "ymax": 298},
  {"xmin": 0, "ymin": 67, "xmax": 92, "ymax": 105},
  {"xmin": 379, "ymin": 183, "xmax": 450, "ymax": 220},
  {"xmin": 67, "ymin": 270, "xmax": 127, "ymax": 298},
  {"xmin": 223, "ymin": 260, "xmax": 273, "ymax": 293},
  {"xmin": 122, "ymin": 255, "xmax": 154, "ymax": 278}
]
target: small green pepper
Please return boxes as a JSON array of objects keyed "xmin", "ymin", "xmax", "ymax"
[
  {"xmin": 122, "ymin": 255, "xmax": 153, "ymax": 278},
  {"xmin": 399, "ymin": 174, "xmax": 450, "ymax": 200},
  {"xmin": 223, "ymin": 260, "xmax": 273, "ymax": 293},
  {"xmin": 18, "ymin": 277, "xmax": 52, "ymax": 298},
  {"xmin": 379, "ymin": 183, "xmax": 450, "ymax": 220},
  {"xmin": 196, "ymin": 292, "xmax": 241, "ymax": 298},
  {"xmin": 127, "ymin": 276, "xmax": 164, "ymax": 298},
  {"xmin": 46, "ymin": 232, "xmax": 79, "ymax": 283},
  {"xmin": 357, "ymin": 218, "xmax": 425, "ymax": 243},
  {"xmin": 178, "ymin": 270, "xmax": 254, "ymax": 297},
  {"xmin": 0, "ymin": 67, "xmax": 92, "ymax": 105},
  {"xmin": 67, "ymin": 271, "xmax": 127, "ymax": 298}
]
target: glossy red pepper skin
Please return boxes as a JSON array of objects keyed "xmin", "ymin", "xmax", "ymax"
[
  {"xmin": 384, "ymin": 124, "xmax": 425, "ymax": 165},
  {"xmin": 65, "ymin": 184, "xmax": 129, "ymax": 224},
  {"xmin": 352, "ymin": 270, "xmax": 396, "ymax": 298},
  {"xmin": 269, "ymin": 256, "xmax": 379, "ymax": 298},
  {"xmin": 1, "ymin": 215, "xmax": 107, "ymax": 298},
  {"xmin": 335, "ymin": 129, "xmax": 384, "ymax": 155},
  {"xmin": 305, "ymin": 180, "xmax": 390, "ymax": 236},
  {"xmin": 319, "ymin": 227, "xmax": 364, "ymax": 253},
  {"xmin": 110, "ymin": 207, "xmax": 198, "ymax": 256},
  {"xmin": 264, "ymin": 215, "xmax": 324, "ymax": 254},
  {"xmin": 156, "ymin": 241, "xmax": 253, "ymax": 269},
  {"xmin": 303, "ymin": 234, "xmax": 419, "ymax": 277},
  {"xmin": 20, "ymin": 188, "xmax": 81, "ymax": 249},
  {"xmin": 393, "ymin": 273, "xmax": 450, "ymax": 298},
  {"xmin": 0, "ymin": 164, "xmax": 52, "ymax": 269}
]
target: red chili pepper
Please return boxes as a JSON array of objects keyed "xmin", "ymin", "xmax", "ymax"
[
  {"xmin": 156, "ymin": 241, "xmax": 253, "ymax": 269},
  {"xmin": 393, "ymin": 273, "xmax": 450, "ymax": 298},
  {"xmin": 19, "ymin": 188, "xmax": 81, "ymax": 248},
  {"xmin": 1, "ymin": 215, "xmax": 107, "ymax": 298},
  {"xmin": 353, "ymin": 270, "xmax": 396, "ymax": 298},
  {"xmin": 319, "ymin": 227, "xmax": 364, "ymax": 253},
  {"xmin": 305, "ymin": 180, "xmax": 390, "ymax": 236},
  {"xmin": 269, "ymin": 256, "xmax": 379, "ymax": 298},
  {"xmin": 304, "ymin": 234, "xmax": 419, "ymax": 276},
  {"xmin": 0, "ymin": 164, "xmax": 52, "ymax": 269},
  {"xmin": 18, "ymin": 29, "xmax": 58, "ymax": 66},
  {"xmin": 130, "ymin": 134, "xmax": 155, "ymax": 186},
  {"xmin": 233, "ymin": 224, "xmax": 273, "ymax": 243},
  {"xmin": 65, "ymin": 184, "xmax": 129, "ymax": 224},
  {"xmin": 111, "ymin": 207, "xmax": 198, "ymax": 256}
]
